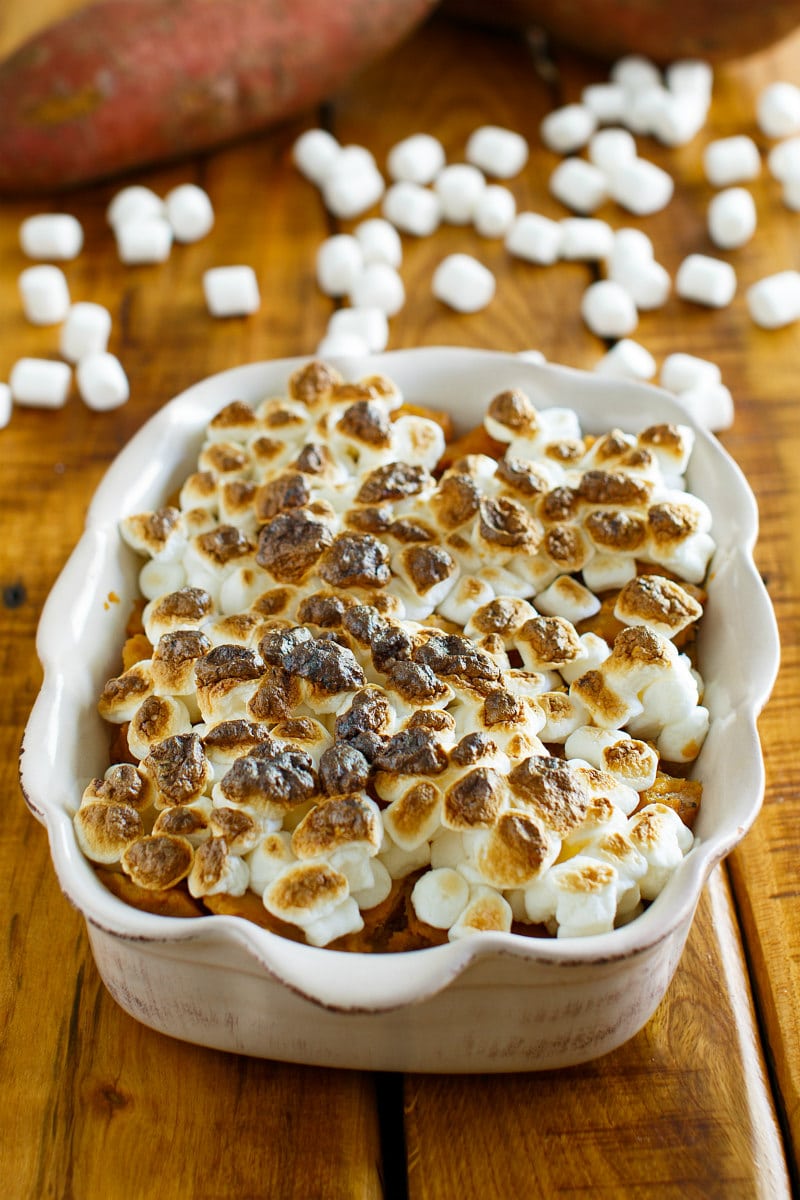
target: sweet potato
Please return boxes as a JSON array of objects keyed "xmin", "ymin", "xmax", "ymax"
[{"xmin": 0, "ymin": 0, "xmax": 436, "ymax": 193}]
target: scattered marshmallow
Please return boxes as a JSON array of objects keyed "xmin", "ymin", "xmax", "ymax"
[
  {"xmin": 593, "ymin": 339, "xmax": 657, "ymax": 381},
  {"xmin": 666, "ymin": 59, "xmax": 713, "ymax": 102},
  {"xmin": 326, "ymin": 306, "xmax": 389, "ymax": 352},
  {"xmin": 9, "ymin": 358, "xmax": 71, "ymax": 409},
  {"xmin": 610, "ymin": 55, "xmax": 662, "ymax": 94},
  {"xmin": 432, "ymin": 253, "xmax": 495, "ymax": 313},
  {"xmin": 611, "ymin": 257, "xmax": 671, "ymax": 311},
  {"xmin": 382, "ymin": 181, "xmax": 441, "ymax": 236},
  {"xmin": 677, "ymin": 383, "xmax": 734, "ymax": 431},
  {"xmin": 316, "ymin": 234, "xmax": 364, "ymax": 297},
  {"xmin": 606, "ymin": 157, "xmax": 674, "ymax": 215},
  {"xmin": 387, "ymin": 133, "xmax": 445, "ymax": 184},
  {"xmin": 0, "ymin": 383, "xmax": 10, "ymax": 429},
  {"xmin": 473, "ymin": 185, "xmax": 516, "ymax": 238},
  {"xmin": 18, "ymin": 265, "xmax": 70, "ymax": 325},
  {"xmin": 164, "ymin": 184, "xmax": 214, "ymax": 243},
  {"xmin": 59, "ymin": 302, "xmax": 112, "ymax": 363},
  {"xmin": 559, "ymin": 218, "xmax": 614, "ymax": 261},
  {"xmin": 580, "ymin": 280, "xmax": 638, "ymax": 338},
  {"xmin": 76, "ymin": 352, "xmax": 130, "ymax": 411},
  {"xmin": 349, "ymin": 262, "xmax": 405, "ymax": 316},
  {"xmin": 316, "ymin": 332, "xmax": 370, "ymax": 357},
  {"xmin": 106, "ymin": 185, "xmax": 164, "ymax": 229},
  {"xmin": 782, "ymin": 177, "xmax": 800, "ymax": 211},
  {"xmin": 649, "ymin": 91, "xmax": 709, "ymax": 147},
  {"xmin": 354, "ymin": 218, "xmax": 403, "ymax": 268},
  {"xmin": 757, "ymin": 82, "xmax": 800, "ymax": 140},
  {"xmin": 322, "ymin": 148, "xmax": 385, "ymax": 218},
  {"xmin": 747, "ymin": 271, "xmax": 800, "ymax": 329},
  {"xmin": 767, "ymin": 137, "xmax": 800, "ymax": 182},
  {"xmin": 292, "ymin": 128, "xmax": 341, "ymax": 186},
  {"xmin": 540, "ymin": 104, "xmax": 596, "ymax": 155},
  {"xmin": 115, "ymin": 216, "xmax": 173, "ymax": 264},
  {"xmin": 434, "ymin": 164, "xmax": 487, "ymax": 224},
  {"xmin": 660, "ymin": 353, "xmax": 722, "ymax": 394},
  {"xmin": 707, "ymin": 187, "xmax": 756, "ymax": 250},
  {"xmin": 19, "ymin": 214, "xmax": 83, "ymax": 261},
  {"xmin": 203, "ymin": 266, "xmax": 260, "ymax": 317},
  {"xmin": 675, "ymin": 253, "xmax": 736, "ymax": 308},
  {"xmin": 466, "ymin": 125, "xmax": 529, "ymax": 179},
  {"xmin": 703, "ymin": 136, "xmax": 760, "ymax": 187},
  {"xmin": 549, "ymin": 158, "xmax": 608, "ymax": 214},
  {"xmin": 581, "ymin": 84, "xmax": 626, "ymax": 126},
  {"xmin": 505, "ymin": 212, "xmax": 562, "ymax": 265},
  {"xmin": 588, "ymin": 127, "xmax": 637, "ymax": 173}
]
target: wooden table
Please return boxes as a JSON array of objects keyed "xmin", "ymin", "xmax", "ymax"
[{"xmin": 1, "ymin": 5, "xmax": 799, "ymax": 1196}]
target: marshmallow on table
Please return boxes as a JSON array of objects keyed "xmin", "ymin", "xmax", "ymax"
[
  {"xmin": 606, "ymin": 157, "xmax": 674, "ymax": 215},
  {"xmin": 203, "ymin": 265, "xmax": 260, "ymax": 316},
  {"xmin": 593, "ymin": 338, "xmax": 657, "ymax": 381},
  {"xmin": 107, "ymin": 185, "xmax": 164, "ymax": 229},
  {"xmin": 747, "ymin": 271, "xmax": 800, "ymax": 329},
  {"xmin": 59, "ymin": 302, "xmax": 112, "ymax": 362},
  {"xmin": 18, "ymin": 265, "xmax": 70, "ymax": 325},
  {"xmin": 76, "ymin": 352, "xmax": 130, "ymax": 411},
  {"xmin": 703, "ymin": 136, "xmax": 760, "ymax": 187},
  {"xmin": 20, "ymin": 214, "xmax": 83, "ymax": 261},
  {"xmin": 581, "ymin": 84, "xmax": 626, "ymax": 126},
  {"xmin": 349, "ymin": 262, "xmax": 405, "ymax": 316},
  {"xmin": 677, "ymin": 383, "xmax": 734, "ymax": 432},
  {"xmin": 115, "ymin": 216, "xmax": 173, "ymax": 264},
  {"xmin": 505, "ymin": 212, "xmax": 562, "ymax": 264},
  {"xmin": 580, "ymin": 280, "xmax": 638, "ymax": 338},
  {"xmin": 588, "ymin": 127, "xmax": 637, "ymax": 172},
  {"xmin": 473, "ymin": 185, "xmax": 516, "ymax": 237},
  {"xmin": 610, "ymin": 257, "xmax": 671, "ymax": 311},
  {"xmin": 782, "ymin": 177, "xmax": 800, "ymax": 211},
  {"xmin": 326, "ymin": 306, "xmax": 389, "ymax": 352},
  {"xmin": 387, "ymin": 133, "xmax": 445, "ymax": 184},
  {"xmin": 316, "ymin": 332, "xmax": 370, "ymax": 357},
  {"xmin": 165, "ymin": 184, "xmax": 214, "ymax": 243},
  {"xmin": 354, "ymin": 218, "xmax": 402, "ymax": 268},
  {"xmin": 757, "ymin": 82, "xmax": 800, "ymax": 139},
  {"xmin": 316, "ymin": 234, "xmax": 364, "ymax": 296},
  {"xmin": 432, "ymin": 253, "xmax": 496, "ymax": 313},
  {"xmin": 0, "ymin": 383, "xmax": 10, "ymax": 430},
  {"xmin": 540, "ymin": 104, "xmax": 596, "ymax": 154},
  {"xmin": 322, "ymin": 148, "xmax": 385, "ymax": 219},
  {"xmin": 707, "ymin": 187, "xmax": 756, "ymax": 250},
  {"xmin": 660, "ymin": 352, "xmax": 722, "ymax": 394},
  {"xmin": 767, "ymin": 137, "xmax": 800, "ymax": 182},
  {"xmin": 675, "ymin": 254, "xmax": 736, "ymax": 308},
  {"xmin": 646, "ymin": 90, "xmax": 709, "ymax": 147},
  {"xmin": 382, "ymin": 181, "xmax": 441, "ymax": 236},
  {"xmin": 666, "ymin": 59, "xmax": 713, "ymax": 102},
  {"xmin": 434, "ymin": 164, "xmax": 486, "ymax": 224},
  {"xmin": 610, "ymin": 54, "xmax": 662, "ymax": 94},
  {"xmin": 466, "ymin": 125, "xmax": 529, "ymax": 178},
  {"xmin": 10, "ymin": 358, "xmax": 71, "ymax": 409},
  {"xmin": 549, "ymin": 158, "xmax": 608, "ymax": 214},
  {"xmin": 292, "ymin": 128, "xmax": 341, "ymax": 185},
  {"xmin": 559, "ymin": 218, "xmax": 614, "ymax": 261}
]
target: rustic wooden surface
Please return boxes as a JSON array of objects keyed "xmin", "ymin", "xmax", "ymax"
[{"xmin": 1, "ymin": 4, "xmax": 799, "ymax": 1197}]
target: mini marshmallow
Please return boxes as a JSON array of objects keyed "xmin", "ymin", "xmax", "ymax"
[
  {"xmin": 387, "ymin": 133, "xmax": 445, "ymax": 184},
  {"xmin": 610, "ymin": 54, "xmax": 662, "ymax": 94},
  {"xmin": 203, "ymin": 266, "xmax": 260, "ymax": 316},
  {"xmin": 588, "ymin": 127, "xmax": 637, "ymax": 172},
  {"xmin": 432, "ymin": 253, "xmax": 495, "ymax": 313},
  {"xmin": 580, "ymin": 280, "xmax": 638, "ymax": 338},
  {"xmin": 292, "ymin": 128, "xmax": 341, "ymax": 185},
  {"xmin": 675, "ymin": 254, "xmax": 736, "ymax": 308},
  {"xmin": 316, "ymin": 332, "xmax": 370, "ymax": 358},
  {"xmin": 628, "ymin": 802, "xmax": 694, "ymax": 899},
  {"xmin": 660, "ymin": 352, "xmax": 721, "ymax": 393},
  {"xmin": 581, "ymin": 553, "xmax": 637, "ymax": 593},
  {"xmin": 559, "ymin": 218, "xmax": 614, "ymax": 261},
  {"xmin": 434, "ymin": 164, "xmax": 486, "ymax": 224},
  {"xmin": 18, "ymin": 265, "xmax": 70, "ymax": 325},
  {"xmin": 747, "ymin": 271, "xmax": 800, "ymax": 329},
  {"xmin": 473, "ymin": 185, "xmax": 516, "ymax": 238},
  {"xmin": 349, "ymin": 263, "xmax": 405, "ymax": 316},
  {"xmin": 466, "ymin": 125, "xmax": 529, "ymax": 178},
  {"xmin": 767, "ymin": 137, "xmax": 800, "ymax": 182},
  {"xmin": 0, "ymin": 383, "xmax": 11, "ymax": 429},
  {"xmin": 782, "ymin": 177, "xmax": 800, "ymax": 211},
  {"xmin": 316, "ymin": 234, "xmax": 364, "ymax": 296},
  {"xmin": 535, "ymin": 575, "xmax": 601, "ymax": 624},
  {"xmin": 757, "ymin": 82, "xmax": 800, "ymax": 139},
  {"xmin": 707, "ymin": 187, "xmax": 756, "ymax": 249},
  {"xmin": 703, "ymin": 136, "xmax": 760, "ymax": 187},
  {"xmin": 676, "ymin": 384, "xmax": 734, "ymax": 431},
  {"xmin": 107, "ymin": 185, "xmax": 164, "ymax": 228},
  {"xmin": 323, "ymin": 158, "xmax": 385, "ymax": 219},
  {"xmin": 606, "ymin": 158, "xmax": 674, "ymax": 215},
  {"xmin": 59, "ymin": 302, "xmax": 112, "ymax": 363},
  {"xmin": 610, "ymin": 257, "xmax": 671, "ymax": 311},
  {"xmin": 76, "ymin": 352, "xmax": 130, "ymax": 411},
  {"xmin": 505, "ymin": 212, "xmax": 562, "ymax": 265},
  {"xmin": 411, "ymin": 867, "xmax": 469, "ymax": 929},
  {"xmin": 448, "ymin": 886, "xmax": 513, "ymax": 940},
  {"xmin": 326, "ymin": 306, "xmax": 389, "ymax": 353},
  {"xmin": 609, "ymin": 227, "xmax": 654, "ymax": 268},
  {"xmin": 354, "ymin": 218, "xmax": 403, "ymax": 268},
  {"xmin": 9, "ymin": 358, "xmax": 71, "ymax": 409},
  {"xmin": 115, "ymin": 216, "xmax": 173, "ymax": 264},
  {"xmin": 581, "ymin": 84, "xmax": 626, "ymax": 126},
  {"xmin": 593, "ymin": 338, "xmax": 656, "ymax": 381},
  {"xmin": 644, "ymin": 90, "xmax": 708, "ymax": 147},
  {"xmin": 164, "ymin": 183, "xmax": 214, "ymax": 243},
  {"xmin": 540, "ymin": 104, "xmax": 596, "ymax": 155},
  {"xmin": 20, "ymin": 214, "xmax": 83, "ymax": 261},
  {"xmin": 549, "ymin": 158, "xmax": 608, "ymax": 214},
  {"xmin": 666, "ymin": 59, "xmax": 713, "ymax": 103},
  {"xmin": 382, "ymin": 181, "xmax": 441, "ymax": 236}
]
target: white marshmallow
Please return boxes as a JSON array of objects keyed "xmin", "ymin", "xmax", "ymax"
[
  {"xmin": 540, "ymin": 104, "xmax": 596, "ymax": 155},
  {"xmin": 203, "ymin": 265, "xmax": 260, "ymax": 317},
  {"xmin": 606, "ymin": 158, "xmax": 674, "ymax": 215},
  {"xmin": 473, "ymin": 185, "xmax": 516, "ymax": 237},
  {"xmin": 580, "ymin": 280, "xmax": 638, "ymax": 338},
  {"xmin": 747, "ymin": 270, "xmax": 800, "ymax": 329},
  {"xmin": 115, "ymin": 216, "xmax": 173, "ymax": 264},
  {"xmin": 411, "ymin": 867, "xmax": 469, "ymax": 929},
  {"xmin": 387, "ymin": 133, "xmax": 445, "ymax": 184},
  {"xmin": 18, "ymin": 264, "xmax": 70, "ymax": 325},
  {"xmin": 675, "ymin": 253, "xmax": 736, "ymax": 308},
  {"xmin": 588, "ymin": 127, "xmax": 637, "ymax": 173},
  {"xmin": 628, "ymin": 803, "xmax": 694, "ymax": 899},
  {"xmin": 549, "ymin": 158, "xmax": 608, "ymax": 214},
  {"xmin": 326, "ymin": 306, "xmax": 389, "ymax": 352},
  {"xmin": 505, "ymin": 212, "xmax": 562, "ymax": 264},
  {"xmin": 677, "ymin": 384, "xmax": 734, "ymax": 431},
  {"xmin": 660, "ymin": 352, "xmax": 721, "ymax": 393},
  {"xmin": 107, "ymin": 185, "xmax": 164, "ymax": 229},
  {"xmin": 467, "ymin": 125, "xmax": 529, "ymax": 178},
  {"xmin": 767, "ymin": 136, "xmax": 800, "ymax": 182},
  {"xmin": 757, "ymin": 82, "xmax": 800, "ymax": 139},
  {"xmin": 382, "ymin": 181, "xmax": 441, "ymax": 236},
  {"xmin": 349, "ymin": 262, "xmax": 405, "ymax": 316},
  {"xmin": 581, "ymin": 84, "xmax": 626, "ymax": 126},
  {"xmin": 609, "ymin": 227, "xmax": 654, "ymax": 267},
  {"xmin": 535, "ymin": 576, "xmax": 600, "ymax": 624},
  {"xmin": 434, "ymin": 164, "xmax": 486, "ymax": 224},
  {"xmin": 593, "ymin": 338, "xmax": 656, "ymax": 381},
  {"xmin": 782, "ymin": 177, "xmax": 800, "ymax": 211},
  {"xmin": 323, "ymin": 159, "xmax": 384, "ymax": 219},
  {"xmin": 354, "ymin": 218, "xmax": 403, "ymax": 268},
  {"xmin": 624, "ymin": 84, "xmax": 670, "ymax": 137},
  {"xmin": 315, "ymin": 234, "xmax": 364, "ymax": 296},
  {"xmin": 9, "ymin": 358, "xmax": 71, "ymax": 409},
  {"xmin": 551, "ymin": 856, "xmax": 619, "ymax": 938},
  {"xmin": 559, "ymin": 218, "xmax": 614, "ymax": 261},
  {"xmin": 292, "ymin": 128, "xmax": 341, "ymax": 185},
  {"xmin": 650, "ymin": 92, "xmax": 708, "ymax": 147},
  {"xmin": 703, "ymin": 136, "xmax": 760, "ymax": 187},
  {"xmin": 164, "ymin": 183, "xmax": 214, "ymax": 243},
  {"xmin": 666, "ymin": 59, "xmax": 713, "ymax": 103},
  {"xmin": 314, "ymin": 329, "xmax": 368, "ymax": 358},
  {"xmin": 0, "ymin": 383, "xmax": 10, "ymax": 430},
  {"xmin": 581, "ymin": 553, "xmax": 637, "ymax": 593},
  {"xmin": 610, "ymin": 55, "xmax": 662, "ymax": 94},
  {"xmin": 59, "ymin": 302, "xmax": 112, "ymax": 363},
  {"xmin": 517, "ymin": 349, "xmax": 546, "ymax": 364},
  {"xmin": 611, "ymin": 258, "xmax": 671, "ymax": 311},
  {"xmin": 707, "ymin": 187, "xmax": 756, "ymax": 250},
  {"xmin": 76, "ymin": 352, "xmax": 130, "ymax": 412},
  {"xmin": 19, "ymin": 214, "xmax": 83, "ymax": 261},
  {"xmin": 432, "ymin": 253, "xmax": 495, "ymax": 313}
]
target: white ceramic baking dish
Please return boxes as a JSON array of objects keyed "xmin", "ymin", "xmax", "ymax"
[{"xmin": 20, "ymin": 348, "xmax": 779, "ymax": 1073}]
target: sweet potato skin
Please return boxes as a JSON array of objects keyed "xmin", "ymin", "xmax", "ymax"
[{"xmin": 0, "ymin": 0, "xmax": 436, "ymax": 193}]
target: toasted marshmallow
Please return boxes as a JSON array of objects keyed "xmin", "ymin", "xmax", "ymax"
[
  {"xmin": 271, "ymin": 717, "xmax": 334, "ymax": 769},
  {"xmin": 569, "ymin": 667, "xmax": 644, "ymax": 730},
  {"xmin": 255, "ymin": 509, "xmax": 334, "ymax": 585},
  {"xmin": 316, "ymin": 742, "xmax": 370, "ymax": 796},
  {"xmin": 448, "ymin": 886, "xmax": 513, "ymax": 940},
  {"xmin": 484, "ymin": 388, "xmax": 539, "ymax": 442},
  {"xmin": 638, "ymin": 423, "xmax": 694, "ymax": 479},
  {"xmin": 197, "ymin": 439, "xmax": 251, "ymax": 482},
  {"xmin": 287, "ymin": 359, "xmax": 343, "ymax": 408},
  {"xmin": 245, "ymin": 831, "xmax": 296, "ymax": 892},
  {"xmin": 564, "ymin": 726, "xmax": 659, "ymax": 791},
  {"xmin": 437, "ymin": 574, "xmax": 496, "ymax": 627},
  {"xmin": 97, "ymin": 660, "xmax": 154, "ymax": 723},
  {"xmin": 140, "ymin": 732, "xmax": 212, "ymax": 809},
  {"xmin": 142, "ymin": 585, "xmax": 214, "ymax": 644},
  {"xmin": 473, "ymin": 496, "xmax": 542, "ymax": 566},
  {"xmin": 533, "ymin": 691, "xmax": 589, "ymax": 743},
  {"xmin": 559, "ymin": 794, "xmax": 629, "ymax": 857},
  {"xmin": 120, "ymin": 506, "xmax": 187, "ymax": 562},
  {"xmin": 206, "ymin": 399, "xmax": 260, "ymax": 444},
  {"xmin": 441, "ymin": 767, "xmax": 508, "ymax": 831},
  {"xmin": 514, "ymin": 615, "xmax": 584, "ymax": 672},
  {"xmin": 581, "ymin": 829, "xmax": 648, "ymax": 916},
  {"xmin": 214, "ymin": 741, "xmax": 319, "ymax": 823},
  {"xmin": 373, "ymin": 728, "xmax": 450, "ymax": 799},
  {"xmin": 646, "ymin": 501, "xmax": 716, "ymax": 583},
  {"xmin": 188, "ymin": 836, "xmax": 250, "ymax": 897},
  {"xmin": 281, "ymin": 635, "xmax": 366, "ymax": 713},
  {"xmin": 558, "ymin": 632, "xmax": 611, "ymax": 685},
  {"xmin": 535, "ymin": 575, "xmax": 601, "ymax": 623},
  {"xmin": 627, "ymin": 802, "xmax": 694, "ymax": 898},
  {"xmin": 540, "ymin": 522, "xmax": 593, "ymax": 574},
  {"xmin": 200, "ymin": 718, "xmax": 272, "ymax": 774},
  {"xmin": 471, "ymin": 809, "xmax": 558, "ymax": 888},
  {"xmin": 389, "ymin": 544, "xmax": 460, "ymax": 620},
  {"xmin": 614, "ymin": 573, "xmax": 703, "ymax": 638},
  {"xmin": 475, "ymin": 689, "xmax": 547, "ymax": 757},
  {"xmin": 549, "ymin": 856, "xmax": 619, "ymax": 937},
  {"xmin": 152, "ymin": 800, "xmax": 212, "ymax": 847},
  {"xmin": 82, "ymin": 762, "xmax": 153, "ymax": 813},
  {"xmin": 194, "ymin": 643, "xmax": 264, "ymax": 723},
  {"xmin": 263, "ymin": 860, "xmax": 350, "ymax": 929},
  {"xmin": 74, "ymin": 802, "xmax": 144, "ymax": 864},
  {"xmin": 127, "ymin": 694, "xmax": 193, "ymax": 760},
  {"xmin": 207, "ymin": 806, "xmax": 263, "ymax": 854},
  {"xmin": 182, "ymin": 526, "xmax": 256, "ymax": 602},
  {"xmin": 571, "ymin": 763, "xmax": 640, "ymax": 816},
  {"xmin": 382, "ymin": 781, "xmax": 443, "ymax": 850},
  {"xmin": 464, "ymin": 597, "xmax": 537, "ymax": 646},
  {"xmin": 180, "ymin": 470, "xmax": 219, "ymax": 512},
  {"xmin": 411, "ymin": 867, "xmax": 470, "ymax": 929},
  {"xmin": 151, "ymin": 628, "xmax": 212, "ymax": 695},
  {"xmin": 291, "ymin": 795, "xmax": 383, "ymax": 871},
  {"xmin": 508, "ymin": 754, "xmax": 597, "ymax": 838},
  {"xmin": 120, "ymin": 833, "xmax": 194, "ymax": 890},
  {"xmin": 390, "ymin": 414, "xmax": 446, "ymax": 473}
]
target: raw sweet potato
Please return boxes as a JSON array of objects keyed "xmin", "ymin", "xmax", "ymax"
[{"xmin": 0, "ymin": 0, "xmax": 436, "ymax": 193}]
